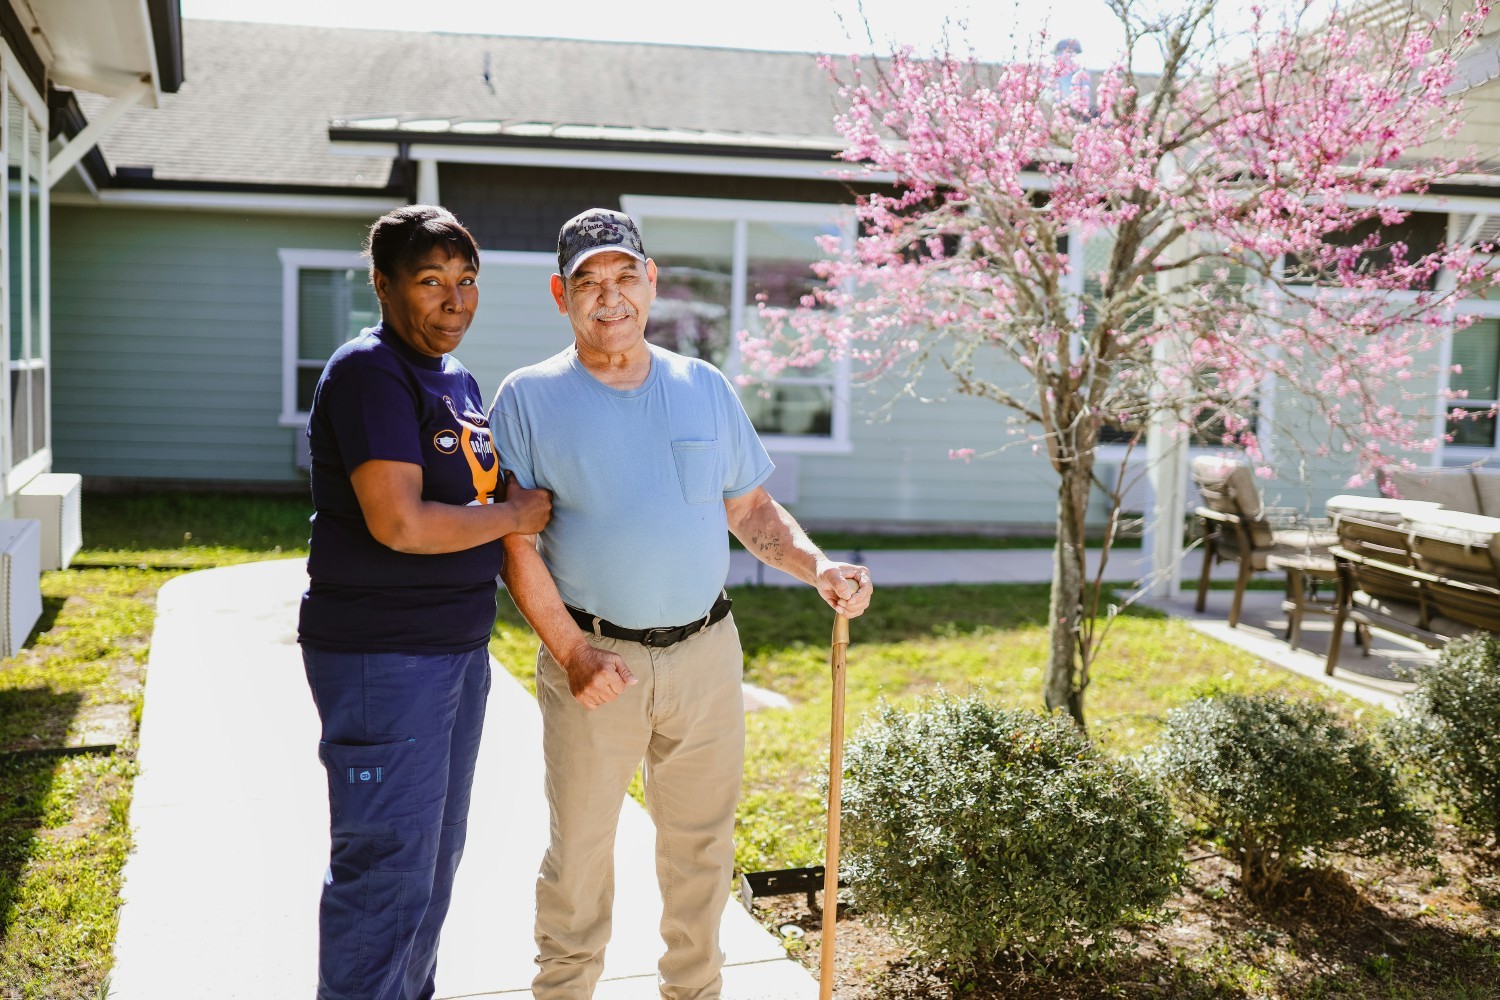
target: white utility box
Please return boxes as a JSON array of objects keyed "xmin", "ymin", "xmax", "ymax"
[
  {"xmin": 16, "ymin": 472, "xmax": 83, "ymax": 571},
  {"xmin": 0, "ymin": 518, "xmax": 42, "ymax": 658}
]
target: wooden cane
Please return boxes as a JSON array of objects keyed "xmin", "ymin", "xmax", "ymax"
[{"xmin": 819, "ymin": 614, "xmax": 850, "ymax": 1000}]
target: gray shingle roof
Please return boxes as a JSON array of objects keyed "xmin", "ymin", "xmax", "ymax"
[{"xmin": 73, "ymin": 19, "xmax": 849, "ymax": 190}]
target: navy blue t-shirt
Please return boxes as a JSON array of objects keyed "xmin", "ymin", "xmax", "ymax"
[{"xmin": 298, "ymin": 324, "xmax": 503, "ymax": 653}]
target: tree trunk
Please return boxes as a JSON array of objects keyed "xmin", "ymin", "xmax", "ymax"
[{"xmin": 1044, "ymin": 454, "xmax": 1094, "ymax": 730}]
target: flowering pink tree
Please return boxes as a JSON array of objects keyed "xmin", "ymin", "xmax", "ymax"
[{"xmin": 742, "ymin": 0, "xmax": 1496, "ymax": 727}]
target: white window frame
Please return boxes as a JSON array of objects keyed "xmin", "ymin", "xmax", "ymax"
[
  {"xmin": 278, "ymin": 248, "xmax": 372, "ymax": 427},
  {"xmin": 1, "ymin": 47, "xmax": 52, "ymax": 497},
  {"xmin": 1433, "ymin": 209, "xmax": 1500, "ymax": 466},
  {"xmin": 621, "ymin": 195, "xmax": 854, "ymax": 454},
  {"xmin": 1436, "ymin": 300, "xmax": 1500, "ymax": 465}
]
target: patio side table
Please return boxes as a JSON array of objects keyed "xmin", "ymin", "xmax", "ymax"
[{"xmin": 1266, "ymin": 550, "xmax": 1340, "ymax": 651}]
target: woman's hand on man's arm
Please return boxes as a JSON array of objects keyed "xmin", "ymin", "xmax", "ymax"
[{"xmin": 500, "ymin": 471, "xmax": 552, "ymax": 535}]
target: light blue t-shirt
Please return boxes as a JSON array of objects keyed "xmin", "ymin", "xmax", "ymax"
[{"xmin": 490, "ymin": 343, "xmax": 773, "ymax": 628}]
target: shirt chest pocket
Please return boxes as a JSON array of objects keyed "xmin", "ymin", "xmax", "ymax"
[{"xmin": 671, "ymin": 440, "xmax": 721, "ymax": 505}]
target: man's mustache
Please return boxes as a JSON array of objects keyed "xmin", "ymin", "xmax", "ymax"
[{"xmin": 590, "ymin": 304, "xmax": 637, "ymax": 322}]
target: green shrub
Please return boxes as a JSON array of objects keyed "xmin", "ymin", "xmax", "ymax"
[
  {"xmin": 839, "ymin": 695, "xmax": 1183, "ymax": 969},
  {"xmin": 1148, "ymin": 693, "xmax": 1430, "ymax": 902},
  {"xmin": 1392, "ymin": 632, "xmax": 1500, "ymax": 840}
]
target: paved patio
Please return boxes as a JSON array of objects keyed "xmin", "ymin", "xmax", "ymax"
[{"xmin": 1154, "ymin": 586, "xmax": 1429, "ymax": 711}]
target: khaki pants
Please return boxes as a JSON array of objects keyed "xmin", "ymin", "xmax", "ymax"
[{"xmin": 531, "ymin": 614, "xmax": 745, "ymax": 1000}]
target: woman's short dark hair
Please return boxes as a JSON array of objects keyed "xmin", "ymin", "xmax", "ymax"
[{"xmin": 364, "ymin": 205, "xmax": 480, "ymax": 280}]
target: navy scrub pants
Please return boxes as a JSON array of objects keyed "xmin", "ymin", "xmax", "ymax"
[{"xmin": 302, "ymin": 644, "xmax": 491, "ymax": 1000}]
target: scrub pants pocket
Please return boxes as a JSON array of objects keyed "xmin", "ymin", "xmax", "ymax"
[{"xmin": 318, "ymin": 738, "xmax": 434, "ymax": 871}]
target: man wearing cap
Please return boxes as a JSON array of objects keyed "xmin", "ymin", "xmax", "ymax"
[{"xmin": 490, "ymin": 208, "xmax": 873, "ymax": 999}]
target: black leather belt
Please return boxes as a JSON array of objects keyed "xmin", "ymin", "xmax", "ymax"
[{"xmin": 566, "ymin": 594, "xmax": 732, "ymax": 648}]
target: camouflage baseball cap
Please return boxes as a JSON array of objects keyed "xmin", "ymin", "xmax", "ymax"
[{"xmin": 557, "ymin": 208, "xmax": 647, "ymax": 277}]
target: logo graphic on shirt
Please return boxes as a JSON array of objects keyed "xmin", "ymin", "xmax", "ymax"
[
  {"xmin": 433, "ymin": 431, "xmax": 460, "ymax": 454},
  {"xmin": 441, "ymin": 395, "xmax": 499, "ymax": 505}
]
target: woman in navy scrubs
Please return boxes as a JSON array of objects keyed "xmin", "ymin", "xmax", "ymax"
[{"xmin": 298, "ymin": 205, "xmax": 550, "ymax": 1000}]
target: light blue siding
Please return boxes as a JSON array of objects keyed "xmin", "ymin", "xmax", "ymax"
[
  {"xmin": 50, "ymin": 206, "xmax": 373, "ymax": 481},
  {"xmin": 454, "ymin": 255, "xmax": 568, "ymax": 406}
]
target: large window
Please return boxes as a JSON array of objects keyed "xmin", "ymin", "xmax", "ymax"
[
  {"xmin": 1, "ymin": 57, "xmax": 49, "ymax": 488},
  {"xmin": 279, "ymin": 250, "xmax": 380, "ymax": 424},
  {"xmin": 622, "ymin": 197, "xmax": 852, "ymax": 451}
]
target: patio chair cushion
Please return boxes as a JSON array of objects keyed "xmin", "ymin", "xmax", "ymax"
[
  {"xmin": 1386, "ymin": 467, "xmax": 1482, "ymax": 514},
  {"xmin": 1192, "ymin": 456, "xmax": 1263, "ymax": 518},
  {"xmin": 1249, "ymin": 529, "xmax": 1337, "ymax": 571},
  {"xmin": 1404, "ymin": 508, "xmax": 1500, "ymax": 586},
  {"xmin": 1324, "ymin": 494, "xmax": 1442, "ymax": 525},
  {"xmin": 1192, "ymin": 456, "xmax": 1273, "ymax": 547}
]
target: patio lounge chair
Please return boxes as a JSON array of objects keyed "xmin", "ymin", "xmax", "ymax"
[{"xmin": 1191, "ymin": 456, "xmax": 1337, "ymax": 629}]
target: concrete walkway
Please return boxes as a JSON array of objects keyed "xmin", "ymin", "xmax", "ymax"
[
  {"xmin": 108, "ymin": 548, "xmax": 1416, "ymax": 999},
  {"xmin": 108, "ymin": 559, "xmax": 808, "ymax": 1000}
]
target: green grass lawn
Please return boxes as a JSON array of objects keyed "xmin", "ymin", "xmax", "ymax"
[
  {"xmin": 73, "ymin": 490, "xmax": 312, "ymax": 568},
  {"xmin": 0, "ymin": 568, "xmax": 147, "ymax": 1000}
]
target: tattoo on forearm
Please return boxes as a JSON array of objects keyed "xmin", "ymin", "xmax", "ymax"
[{"xmin": 753, "ymin": 529, "xmax": 785, "ymax": 566}]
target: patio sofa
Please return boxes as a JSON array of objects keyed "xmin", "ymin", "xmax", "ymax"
[
  {"xmin": 1383, "ymin": 465, "xmax": 1500, "ymax": 516},
  {"xmin": 1324, "ymin": 493, "xmax": 1500, "ymax": 673}
]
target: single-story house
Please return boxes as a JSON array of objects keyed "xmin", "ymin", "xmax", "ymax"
[{"xmin": 36, "ymin": 16, "xmax": 1500, "ymax": 538}]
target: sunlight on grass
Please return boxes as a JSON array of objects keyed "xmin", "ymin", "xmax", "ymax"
[{"xmin": 0, "ymin": 565, "xmax": 164, "ymax": 995}]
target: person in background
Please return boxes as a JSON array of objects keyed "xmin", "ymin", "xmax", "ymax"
[
  {"xmin": 491, "ymin": 207, "xmax": 872, "ymax": 999},
  {"xmin": 298, "ymin": 204, "xmax": 551, "ymax": 1000}
]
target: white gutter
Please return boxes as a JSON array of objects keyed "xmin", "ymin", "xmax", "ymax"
[
  {"xmin": 332, "ymin": 139, "xmax": 896, "ymax": 184},
  {"xmin": 411, "ymin": 142, "xmax": 866, "ymax": 182},
  {"xmin": 331, "ymin": 139, "xmax": 1072, "ymax": 193}
]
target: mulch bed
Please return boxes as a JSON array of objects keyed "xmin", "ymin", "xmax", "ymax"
[{"xmin": 747, "ymin": 828, "xmax": 1500, "ymax": 998}]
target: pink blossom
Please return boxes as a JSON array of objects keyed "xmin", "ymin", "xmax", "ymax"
[{"xmin": 736, "ymin": 0, "xmax": 1492, "ymax": 496}]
